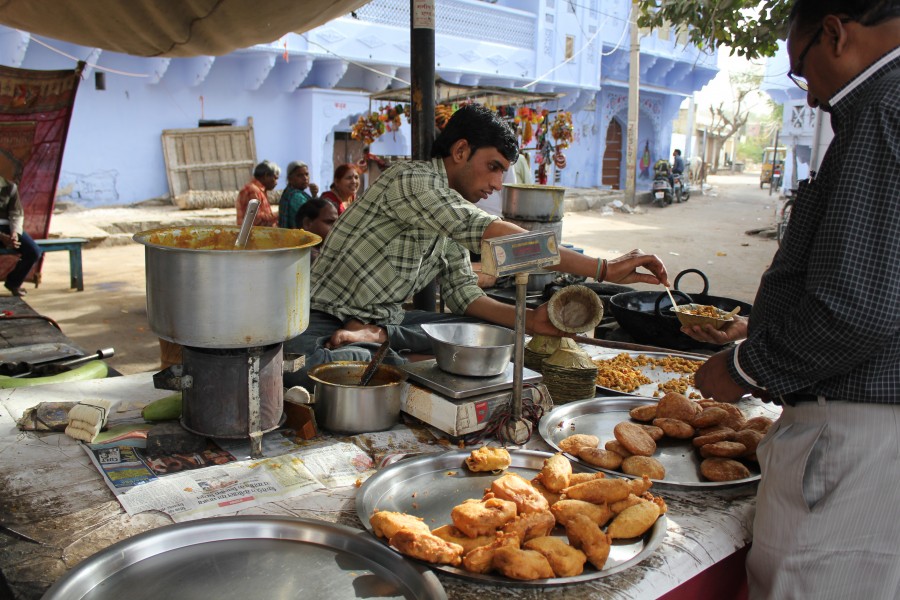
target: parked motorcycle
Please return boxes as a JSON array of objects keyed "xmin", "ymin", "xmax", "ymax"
[
  {"xmin": 651, "ymin": 173, "xmax": 673, "ymax": 207},
  {"xmin": 672, "ymin": 172, "xmax": 691, "ymax": 203}
]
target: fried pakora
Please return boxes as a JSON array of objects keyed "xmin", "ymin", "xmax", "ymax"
[
  {"xmin": 432, "ymin": 524, "xmax": 494, "ymax": 555},
  {"xmin": 451, "ymin": 497, "xmax": 518, "ymax": 538},
  {"xmin": 621, "ymin": 455, "xmax": 666, "ymax": 480},
  {"xmin": 370, "ymin": 510, "xmax": 430, "ymax": 539},
  {"xmin": 578, "ymin": 446, "xmax": 624, "ymax": 470},
  {"xmin": 523, "ymin": 536, "xmax": 587, "ymax": 577},
  {"xmin": 490, "ymin": 472, "xmax": 550, "ymax": 514},
  {"xmin": 465, "ymin": 446, "xmax": 511, "ymax": 472},
  {"xmin": 564, "ymin": 514, "xmax": 612, "ymax": 570},
  {"xmin": 389, "ymin": 529, "xmax": 464, "ymax": 566},
  {"xmin": 550, "ymin": 499, "xmax": 613, "ymax": 527},
  {"xmin": 537, "ymin": 453, "xmax": 571, "ymax": 492},
  {"xmin": 613, "ymin": 421, "xmax": 657, "ymax": 456},
  {"xmin": 558, "ymin": 434, "xmax": 600, "ymax": 456},
  {"xmin": 461, "ymin": 532, "xmax": 520, "ymax": 574},
  {"xmin": 492, "ymin": 545, "xmax": 555, "ymax": 581},
  {"xmin": 563, "ymin": 476, "xmax": 632, "ymax": 504},
  {"xmin": 607, "ymin": 500, "xmax": 661, "ymax": 539},
  {"xmin": 500, "ymin": 509, "xmax": 556, "ymax": 542}
]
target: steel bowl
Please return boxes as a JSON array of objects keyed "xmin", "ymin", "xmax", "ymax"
[
  {"xmin": 421, "ymin": 322, "xmax": 515, "ymax": 377},
  {"xmin": 308, "ymin": 362, "xmax": 408, "ymax": 434},
  {"xmin": 501, "ymin": 183, "xmax": 567, "ymax": 222}
]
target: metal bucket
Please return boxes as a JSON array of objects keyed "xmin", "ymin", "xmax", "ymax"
[
  {"xmin": 308, "ymin": 362, "xmax": 408, "ymax": 434},
  {"xmin": 134, "ymin": 226, "xmax": 320, "ymax": 348},
  {"xmin": 501, "ymin": 183, "xmax": 566, "ymax": 222}
]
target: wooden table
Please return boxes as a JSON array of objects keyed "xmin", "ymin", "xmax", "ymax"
[
  {"xmin": 0, "ymin": 297, "xmax": 80, "ymax": 352},
  {"xmin": 0, "ymin": 372, "xmax": 776, "ymax": 600}
]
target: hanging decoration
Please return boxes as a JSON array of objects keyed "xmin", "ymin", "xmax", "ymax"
[
  {"xmin": 379, "ymin": 103, "xmax": 410, "ymax": 132},
  {"xmin": 550, "ymin": 111, "xmax": 574, "ymax": 149},
  {"xmin": 350, "ymin": 112, "xmax": 385, "ymax": 145},
  {"xmin": 514, "ymin": 107, "xmax": 545, "ymax": 146}
]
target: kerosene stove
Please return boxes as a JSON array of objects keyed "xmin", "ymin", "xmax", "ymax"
[{"xmin": 133, "ymin": 225, "xmax": 319, "ymax": 458}]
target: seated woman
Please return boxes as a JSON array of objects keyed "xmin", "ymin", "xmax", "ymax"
[
  {"xmin": 296, "ymin": 198, "xmax": 338, "ymax": 263},
  {"xmin": 278, "ymin": 161, "xmax": 318, "ymax": 229},
  {"xmin": 0, "ymin": 177, "xmax": 42, "ymax": 297},
  {"xmin": 320, "ymin": 163, "xmax": 360, "ymax": 215}
]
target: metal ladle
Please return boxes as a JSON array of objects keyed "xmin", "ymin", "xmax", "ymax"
[{"xmin": 235, "ymin": 199, "xmax": 259, "ymax": 249}]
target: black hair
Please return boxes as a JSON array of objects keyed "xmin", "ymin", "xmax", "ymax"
[
  {"xmin": 296, "ymin": 197, "xmax": 330, "ymax": 228},
  {"xmin": 430, "ymin": 103, "xmax": 518, "ymax": 163},
  {"xmin": 673, "ymin": 149, "xmax": 682, "ymax": 156},
  {"xmin": 790, "ymin": 0, "xmax": 900, "ymax": 34}
]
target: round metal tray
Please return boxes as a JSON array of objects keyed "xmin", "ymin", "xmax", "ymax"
[
  {"xmin": 42, "ymin": 516, "xmax": 446, "ymax": 600},
  {"xmin": 356, "ymin": 449, "xmax": 667, "ymax": 586},
  {"xmin": 539, "ymin": 396, "xmax": 763, "ymax": 490}
]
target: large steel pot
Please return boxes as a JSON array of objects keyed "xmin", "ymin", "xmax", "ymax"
[
  {"xmin": 501, "ymin": 183, "xmax": 566, "ymax": 222},
  {"xmin": 308, "ymin": 362, "xmax": 408, "ymax": 433},
  {"xmin": 608, "ymin": 269, "xmax": 752, "ymax": 351},
  {"xmin": 134, "ymin": 226, "xmax": 320, "ymax": 349}
]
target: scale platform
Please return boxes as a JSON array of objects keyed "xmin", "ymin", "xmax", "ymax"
[{"xmin": 399, "ymin": 359, "xmax": 549, "ymax": 437}]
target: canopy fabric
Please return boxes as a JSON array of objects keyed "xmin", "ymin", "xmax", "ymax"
[{"xmin": 0, "ymin": 0, "xmax": 371, "ymax": 57}]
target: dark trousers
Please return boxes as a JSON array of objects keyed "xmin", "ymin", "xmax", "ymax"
[{"xmin": 0, "ymin": 225, "xmax": 42, "ymax": 289}]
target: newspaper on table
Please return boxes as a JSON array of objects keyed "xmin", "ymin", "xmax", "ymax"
[{"xmin": 84, "ymin": 423, "xmax": 442, "ymax": 522}]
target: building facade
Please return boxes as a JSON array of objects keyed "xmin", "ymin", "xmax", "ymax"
[{"xmin": 0, "ymin": 0, "xmax": 717, "ymax": 208}]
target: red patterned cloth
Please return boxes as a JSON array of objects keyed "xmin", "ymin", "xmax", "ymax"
[{"xmin": 0, "ymin": 62, "xmax": 83, "ymax": 282}]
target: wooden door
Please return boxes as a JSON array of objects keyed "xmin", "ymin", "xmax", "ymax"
[
  {"xmin": 161, "ymin": 120, "xmax": 256, "ymax": 197},
  {"xmin": 602, "ymin": 120, "xmax": 623, "ymax": 189}
]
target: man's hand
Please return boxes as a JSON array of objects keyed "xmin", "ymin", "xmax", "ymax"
[
  {"xmin": 694, "ymin": 350, "xmax": 751, "ymax": 403},
  {"xmin": 681, "ymin": 315, "xmax": 748, "ymax": 345},
  {"xmin": 0, "ymin": 232, "xmax": 19, "ymax": 249},
  {"xmin": 309, "ymin": 183, "xmax": 319, "ymax": 198},
  {"xmin": 326, "ymin": 319, "xmax": 386, "ymax": 349},
  {"xmin": 606, "ymin": 249, "xmax": 670, "ymax": 287},
  {"xmin": 527, "ymin": 303, "xmax": 569, "ymax": 337}
]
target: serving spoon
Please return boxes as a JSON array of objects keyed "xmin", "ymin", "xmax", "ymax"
[
  {"xmin": 235, "ymin": 199, "xmax": 259, "ymax": 249},
  {"xmin": 664, "ymin": 285, "xmax": 680, "ymax": 310}
]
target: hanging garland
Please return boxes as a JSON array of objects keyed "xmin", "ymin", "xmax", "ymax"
[
  {"xmin": 351, "ymin": 112, "xmax": 385, "ymax": 145},
  {"xmin": 514, "ymin": 107, "xmax": 546, "ymax": 146},
  {"xmin": 550, "ymin": 111, "xmax": 574, "ymax": 149},
  {"xmin": 379, "ymin": 103, "xmax": 410, "ymax": 132}
]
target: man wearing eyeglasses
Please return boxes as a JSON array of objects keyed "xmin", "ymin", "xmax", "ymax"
[{"xmin": 686, "ymin": 0, "xmax": 900, "ymax": 597}]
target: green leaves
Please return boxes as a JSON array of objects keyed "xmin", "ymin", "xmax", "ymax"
[{"xmin": 636, "ymin": 0, "xmax": 791, "ymax": 60}]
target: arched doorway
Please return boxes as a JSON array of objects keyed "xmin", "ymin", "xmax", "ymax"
[{"xmin": 602, "ymin": 120, "xmax": 623, "ymax": 189}]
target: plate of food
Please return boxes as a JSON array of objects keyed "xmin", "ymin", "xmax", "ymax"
[
  {"xmin": 539, "ymin": 395, "xmax": 779, "ymax": 490},
  {"xmin": 356, "ymin": 448, "xmax": 667, "ymax": 586},
  {"xmin": 590, "ymin": 349, "xmax": 706, "ymax": 398}
]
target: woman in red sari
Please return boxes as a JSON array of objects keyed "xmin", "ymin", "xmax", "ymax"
[{"xmin": 320, "ymin": 163, "xmax": 360, "ymax": 215}]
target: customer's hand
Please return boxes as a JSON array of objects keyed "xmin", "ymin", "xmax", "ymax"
[
  {"xmin": 694, "ymin": 350, "xmax": 752, "ymax": 403},
  {"xmin": 682, "ymin": 315, "xmax": 748, "ymax": 345},
  {"xmin": 606, "ymin": 249, "xmax": 670, "ymax": 287}
]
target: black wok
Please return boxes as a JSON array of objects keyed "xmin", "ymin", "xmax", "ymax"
[{"xmin": 608, "ymin": 269, "xmax": 752, "ymax": 351}]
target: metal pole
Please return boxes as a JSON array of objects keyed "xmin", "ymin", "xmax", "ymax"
[
  {"xmin": 623, "ymin": 2, "xmax": 640, "ymax": 206},
  {"xmin": 769, "ymin": 129, "xmax": 780, "ymax": 197},
  {"xmin": 411, "ymin": 0, "xmax": 437, "ymax": 312}
]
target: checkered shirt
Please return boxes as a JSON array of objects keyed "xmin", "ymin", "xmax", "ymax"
[
  {"xmin": 310, "ymin": 158, "xmax": 497, "ymax": 324},
  {"xmin": 729, "ymin": 48, "xmax": 900, "ymax": 403}
]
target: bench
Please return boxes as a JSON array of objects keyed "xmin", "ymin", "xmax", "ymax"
[{"xmin": 0, "ymin": 237, "xmax": 88, "ymax": 291}]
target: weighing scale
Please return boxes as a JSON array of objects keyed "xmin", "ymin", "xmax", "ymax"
[{"xmin": 400, "ymin": 230, "xmax": 560, "ymax": 442}]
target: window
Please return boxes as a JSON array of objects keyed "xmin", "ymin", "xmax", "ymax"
[{"xmin": 565, "ymin": 35, "xmax": 575, "ymax": 60}]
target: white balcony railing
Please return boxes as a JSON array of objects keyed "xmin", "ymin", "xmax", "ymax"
[{"xmin": 354, "ymin": 0, "xmax": 536, "ymax": 49}]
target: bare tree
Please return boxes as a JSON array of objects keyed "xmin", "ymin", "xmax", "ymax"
[{"xmin": 705, "ymin": 72, "xmax": 759, "ymax": 171}]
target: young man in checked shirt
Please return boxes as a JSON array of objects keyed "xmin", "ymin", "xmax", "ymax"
[
  {"xmin": 284, "ymin": 104, "xmax": 670, "ymax": 389},
  {"xmin": 687, "ymin": 1, "xmax": 900, "ymax": 597}
]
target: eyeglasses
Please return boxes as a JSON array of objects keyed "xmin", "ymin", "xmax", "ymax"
[{"xmin": 787, "ymin": 26, "xmax": 824, "ymax": 91}]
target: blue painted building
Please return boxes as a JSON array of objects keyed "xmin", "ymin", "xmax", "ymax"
[{"xmin": 0, "ymin": 0, "xmax": 717, "ymax": 207}]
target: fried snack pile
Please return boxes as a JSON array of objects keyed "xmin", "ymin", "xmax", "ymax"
[
  {"xmin": 560, "ymin": 392, "xmax": 773, "ymax": 482},
  {"xmin": 593, "ymin": 353, "xmax": 702, "ymax": 396},
  {"xmin": 680, "ymin": 304, "xmax": 726, "ymax": 318},
  {"xmin": 369, "ymin": 453, "xmax": 666, "ymax": 581}
]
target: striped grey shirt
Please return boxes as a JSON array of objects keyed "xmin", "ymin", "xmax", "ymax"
[
  {"xmin": 310, "ymin": 158, "xmax": 497, "ymax": 324},
  {"xmin": 729, "ymin": 48, "xmax": 900, "ymax": 404}
]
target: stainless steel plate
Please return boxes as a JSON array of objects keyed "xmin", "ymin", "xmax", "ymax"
[
  {"xmin": 356, "ymin": 449, "xmax": 667, "ymax": 586},
  {"xmin": 539, "ymin": 397, "xmax": 765, "ymax": 490},
  {"xmin": 589, "ymin": 348, "xmax": 706, "ymax": 397},
  {"xmin": 42, "ymin": 516, "xmax": 446, "ymax": 600}
]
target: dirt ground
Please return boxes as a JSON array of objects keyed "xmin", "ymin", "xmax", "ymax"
[{"xmin": 22, "ymin": 172, "xmax": 781, "ymax": 376}]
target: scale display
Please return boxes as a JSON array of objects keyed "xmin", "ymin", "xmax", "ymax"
[{"xmin": 479, "ymin": 230, "xmax": 560, "ymax": 277}]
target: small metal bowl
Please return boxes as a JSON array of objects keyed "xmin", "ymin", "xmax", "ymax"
[
  {"xmin": 421, "ymin": 322, "xmax": 515, "ymax": 377},
  {"xmin": 670, "ymin": 304, "xmax": 735, "ymax": 330}
]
